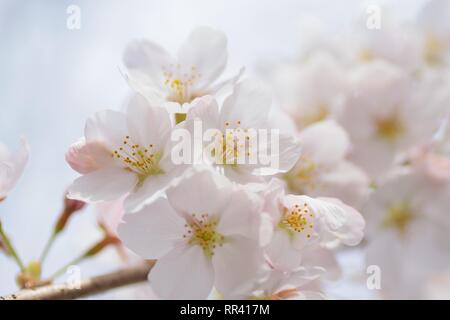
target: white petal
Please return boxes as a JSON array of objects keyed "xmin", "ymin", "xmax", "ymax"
[
  {"xmin": 220, "ymin": 79, "xmax": 272, "ymax": 130},
  {"xmin": 217, "ymin": 189, "xmax": 263, "ymax": 240},
  {"xmin": 265, "ymin": 230, "xmax": 303, "ymax": 271},
  {"xmin": 299, "ymin": 120, "xmax": 350, "ymax": 166},
  {"xmin": 126, "ymin": 94, "xmax": 171, "ymax": 150},
  {"xmin": 166, "ymin": 169, "xmax": 232, "ymax": 218},
  {"xmin": 118, "ymin": 198, "xmax": 185, "ymax": 259},
  {"xmin": 123, "ymin": 39, "xmax": 174, "ymax": 91},
  {"xmin": 295, "ymin": 195, "xmax": 365, "ymax": 248},
  {"xmin": 68, "ymin": 167, "xmax": 137, "ymax": 202},
  {"xmin": 177, "ymin": 26, "xmax": 227, "ymax": 90},
  {"xmin": 85, "ymin": 110, "xmax": 128, "ymax": 150},
  {"xmin": 149, "ymin": 245, "xmax": 214, "ymax": 299},
  {"xmin": 213, "ymin": 236, "xmax": 265, "ymax": 298},
  {"xmin": 124, "ymin": 172, "xmax": 175, "ymax": 213},
  {"xmin": 317, "ymin": 161, "xmax": 370, "ymax": 208},
  {"xmin": 186, "ymin": 96, "xmax": 220, "ymax": 131},
  {"xmin": 270, "ymin": 134, "xmax": 303, "ymax": 174}
]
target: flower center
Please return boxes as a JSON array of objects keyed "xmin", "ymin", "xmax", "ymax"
[
  {"xmin": 375, "ymin": 114, "xmax": 404, "ymax": 142},
  {"xmin": 210, "ymin": 121, "xmax": 254, "ymax": 166},
  {"xmin": 359, "ymin": 49, "xmax": 376, "ymax": 62},
  {"xmin": 183, "ymin": 213, "xmax": 225, "ymax": 258},
  {"xmin": 298, "ymin": 103, "xmax": 329, "ymax": 128},
  {"xmin": 285, "ymin": 156, "xmax": 318, "ymax": 192},
  {"xmin": 112, "ymin": 136, "xmax": 163, "ymax": 178},
  {"xmin": 424, "ymin": 33, "xmax": 443, "ymax": 66},
  {"xmin": 162, "ymin": 64, "xmax": 201, "ymax": 103},
  {"xmin": 278, "ymin": 203, "xmax": 314, "ymax": 239},
  {"xmin": 383, "ymin": 202, "xmax": 414, "ymax": 234}
]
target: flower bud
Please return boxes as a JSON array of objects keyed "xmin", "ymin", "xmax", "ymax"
[{"xmin": 54, "ymin": 195, "xmax": 86, "ymax": 234}]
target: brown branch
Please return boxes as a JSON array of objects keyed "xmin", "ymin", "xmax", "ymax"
[{"xmin": 0, "ymin": 261, "xmax": 155, "ymax": 300}]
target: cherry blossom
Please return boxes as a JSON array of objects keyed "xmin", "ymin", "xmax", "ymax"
[
  {"xmin": 118, "ymin": 169, "xmax": 267, "ymax": 299},
  {"xmin": 181, "ymin": 79, "xmax": 302, "ymax": 184},
  {"xmin": 67, "ymin": 94, "xmax": 186, "ymax": 212},
  {"xmin": 123, "ymin": 26, "xmax": 242, "ymax": 112},
  {"xmin": 262, "ymin": 179, "xmax": 365, "ymax": 270}
]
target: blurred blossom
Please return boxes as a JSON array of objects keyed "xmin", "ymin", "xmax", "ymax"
[
  {"xmin": 416, "ymin": 0, "xmax": 450, "ymax": 67},
  {"xmin": 244, "ymin": 267, "xmax": 326, "ymax": 300},
  {"xmin": 270, "ymin": 52, "xmax": 348, "ymax": 130},
  {"xmin": 0, "ymin": 139, "xmax": 29, "ymax": 201},
  {"xmin": 365, "ymin": 168, "xmax": 450, "ymax": 298},
  {"xmin": 341, "ymin": 60, "xmax": 447, "ymax": 180},
  {"xmin": 284, "ymin": 120, "xmax": 370, "ymax": 208}
]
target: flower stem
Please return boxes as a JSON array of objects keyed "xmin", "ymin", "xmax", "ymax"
[
  {"xmin": 39, "ymin": 232, "xmax": 57, "ymax": 263},
  {"xmin": 0, "ymin": 220, "xmax": 26, "ymax": 272}
]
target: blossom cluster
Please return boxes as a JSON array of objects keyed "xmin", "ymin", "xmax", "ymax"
[
  {"xmin": 266, "ymin": 0, "xmax": 450, "ymax": 299},
  {"xmin": 63, "ymin": 26, "xmax": 365, "ymax": 299}
]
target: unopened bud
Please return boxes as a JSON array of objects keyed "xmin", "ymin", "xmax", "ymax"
[{"xmin": 54, "ymin": 195, "xmax": 86, "ymax": 234}]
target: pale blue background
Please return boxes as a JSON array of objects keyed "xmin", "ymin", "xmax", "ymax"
[{"xmin": 0, "ymin": 0, "xmax": 426, "ymax": 298}]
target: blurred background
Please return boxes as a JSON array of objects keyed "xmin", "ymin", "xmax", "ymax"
[{"xmin": 0, "ymin": 0, "xmax": 429, "ymax": 298}]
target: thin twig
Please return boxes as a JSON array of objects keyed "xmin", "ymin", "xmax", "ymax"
[{"xmin": 0, "ymin": 261, "xmax": 155, "ymax": 300}]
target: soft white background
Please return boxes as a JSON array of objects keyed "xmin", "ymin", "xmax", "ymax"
[{"xmin": 0, "ymin": 0, "xmax": 426, "ymax": 298}]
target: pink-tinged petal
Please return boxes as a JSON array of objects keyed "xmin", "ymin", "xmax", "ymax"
[
  {"xmin": 126, "ymin": 94, "xmax": 171, "ymax": 150},
  {"xmin": 65, "ymin": 138, "xmax": 114, "ymax": 174},
  {"xmin": 166, "ymin": 169, "xmax": 232, "ymax": 218},
  {"xmin": 118, "ymin": 198, "xmax": 185, "ymax": 259},
  {"xmin": 299, "ymin": 120, "xmax": 350, "ymax": 167},
  {"xmin": 68, "ymin": 167, "xmax": 137, "ymax": 203},
  {"xmin": 213, "ymin": 236, "xmax": 265, "ymax": 298},
  {"xmin": 149, "ymin": 245, "xmax": 214, "ymax": 299},
  {"xmin": 177, "ymin": 26, "xmax": 227, "ymax": 91},
  {"xmin": 123, "ymin": 39, "xmax": 174, "ymax": 91},
  {"xmin": 84, "ymin": 110, "xmax": 128, "ymax": 150},
  {"xmin": 219, "ymin": 79, "xmax": 272, "ymax": 130}
]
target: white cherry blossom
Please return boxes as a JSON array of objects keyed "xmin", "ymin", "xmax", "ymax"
[
  {"xmin": 118, "ymin": 169, "xmax": 267, "ymax": 299},
  {"xmin": 262, "ymin": 179, "xmax": 365, "ymax": 271},
  {"xmin": 67, "ymin": 94, "xmax": 185, "ymax": 212},
  {"xmin": 123, "ymin": 26, "xmax": 242, "ymax": 112},
  {"xmin": 181, "ymin": 79, "xmax": 302, "ymax": 184}
]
